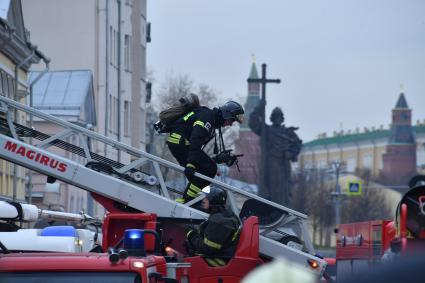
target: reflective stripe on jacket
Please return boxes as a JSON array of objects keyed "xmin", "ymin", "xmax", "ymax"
[{"xmin": 166, "ymin": 107, "xmax": 219, "ymax": 168}]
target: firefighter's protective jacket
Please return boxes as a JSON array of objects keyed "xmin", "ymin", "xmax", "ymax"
[
  {"xmin": 167, "ymin": 107, "xmax": 220, "ymax": 168},
  {"xmin": 187, "ymin": 207, "xmax": 240, "ymax": 257}
]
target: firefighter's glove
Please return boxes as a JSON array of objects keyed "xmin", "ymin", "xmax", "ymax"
[{"xmin": 184, "ymin": 164, "xmax": 196, "ymax": 181}]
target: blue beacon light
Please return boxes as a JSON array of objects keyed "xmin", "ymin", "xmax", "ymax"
[{"xmin": 123, "ymin": 229, "xmax": 145, "ymax": 256}]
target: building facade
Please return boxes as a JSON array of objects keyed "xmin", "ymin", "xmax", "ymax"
[
  {"xmin": 0, "ymin": 0, "xmax": 46, "ymax": 202},
  {"xmin": 22, "ymin": 0, "xmax": 149, "ymax": 158},
  {"xmin": 21, "ymin": 0, "xmax": 149, "ymax": 215},
  {"xmin": 299, "ymin": 92, "xmax": 425, "ymax": 185}
]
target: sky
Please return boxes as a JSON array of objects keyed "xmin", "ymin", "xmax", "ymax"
[{"xmin": 147, "ymin": 0, "xmax": 425, "ymax": 142}]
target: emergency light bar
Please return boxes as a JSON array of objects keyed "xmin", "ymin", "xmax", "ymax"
[
  {"xmin": 40, "ymin": 226, "xmax": 77, "ymax": 237},
  {"xmin": 124, "ymin": 229, "xmax": 145, "ymax": 256}
]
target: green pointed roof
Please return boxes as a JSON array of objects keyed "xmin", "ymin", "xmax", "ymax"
[
  {"xmin": 395, "ymin": 93, "xmax": 409, "ymax": 109},
  {"xmin": 248, "ymin": 62, "xmax": 259, "ymax": 79}
]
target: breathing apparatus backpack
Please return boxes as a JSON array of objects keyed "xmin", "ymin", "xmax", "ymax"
[{"xmin": 154, "ymin": 93, "xmax": 200, "ymax": 133}]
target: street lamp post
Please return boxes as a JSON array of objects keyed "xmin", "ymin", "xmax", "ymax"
[{"xmin": 329, "ymin": 161, "xmax": 347, "ymax": 232}]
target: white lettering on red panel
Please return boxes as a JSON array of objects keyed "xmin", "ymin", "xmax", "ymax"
[{"xmin": 4, "ymin": 141, "xmax": 68, "ymax": 173}]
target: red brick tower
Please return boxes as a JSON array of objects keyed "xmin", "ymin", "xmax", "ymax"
[
  {"xmin": 230, "ymin": 60, "xmax": 261, "ymax": 184},
  {"xmin": 382, "ymin": 92, "xmax": 417, "ymax": 185}
]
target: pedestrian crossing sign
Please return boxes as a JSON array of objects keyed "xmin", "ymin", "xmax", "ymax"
[{"xmin": 347, "ymin": 181, "xmax": 362, "ymax": 196}]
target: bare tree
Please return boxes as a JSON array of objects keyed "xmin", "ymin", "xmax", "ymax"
[
  {"xmin": 153, "ymin": 73, "xmax": 192, "ymax": 110},
  {"xmin": 149, "ymin": 73, "xmax": 240, "ymax": 182},
  {"xmin": 341, "ymin": 168, "xmax": 393, "ymax": 223},
  {"xmin": 290, "ymin": 167, "xmax": 334, "ymax": 247}
]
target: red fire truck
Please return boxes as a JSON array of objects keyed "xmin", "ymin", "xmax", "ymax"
[
  {"xmin": 0, "ymin": 96, "xmax": 327, "ymax": 281},
  {"xmin": 335, "ymin": 175, "xmax": 425, "ymax": 282},
  {"xmin": 0, "ymin": 211, "xmax": 261, "ymax": 282}
]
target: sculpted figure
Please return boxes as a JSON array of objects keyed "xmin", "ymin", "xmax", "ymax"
[{"xmin": 249, "ymin": 101, "xmax": 302, "ymax": 205}]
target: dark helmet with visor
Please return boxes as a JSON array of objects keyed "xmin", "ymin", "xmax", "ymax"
[
  {"xmin": 202, "ymin": 186, "xmax": 227, "ymax": 206},
  {"xmin": 219, "ymin": 101, "xmax": 245, "ymax": 124}
]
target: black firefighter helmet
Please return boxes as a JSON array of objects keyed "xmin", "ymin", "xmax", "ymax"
[
  {"xmin": 219, "ymin": 101, "xmax": 245, "ymax": 124},
  {"xmin": 202, "ymin": 186, "xmax": 227, "ymax": 207}
]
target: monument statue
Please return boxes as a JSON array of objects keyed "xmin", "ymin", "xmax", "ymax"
[{"xmin": 249, "ymin": 100, "xmax": 302, "ymax": 205}]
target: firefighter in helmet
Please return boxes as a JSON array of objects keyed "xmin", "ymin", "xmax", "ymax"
[
  {"xmin": 166, "ymin": 100, "xmax": 244, "ymax": 203},
  {"xmin": 185, "ymin": 187, "xmax": 241, "ymax": 266}
]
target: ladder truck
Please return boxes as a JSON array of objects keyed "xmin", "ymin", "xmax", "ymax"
[
  {"xmin": 334, "ymin": 175, "xmax": 425, "ymax": 282},
  {"xmin": 0, "ymin": 96, "xmax": 327, "ymax": 281}
]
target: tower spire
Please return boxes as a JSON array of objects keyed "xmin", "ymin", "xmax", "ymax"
[
  {"xmin": 248, "ymin": 54, "xmax": 259, "ymax": 79},
  {"xmin": 395, "ymin": 92, "xmax": 409, "ymax": 109}
]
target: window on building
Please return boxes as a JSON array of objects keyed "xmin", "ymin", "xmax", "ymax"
[
  {"xmin": 124, "ymin": 34, "xmax": 131, "ymax": 72},
  {"xmin": 140, "ymin": 44, "xmax": 146, "ymax": 78},
  {"xmin": 112, "ymin": 29, "xmax": 117, "ymax": 66},
  {"xmin": 318, "ymin": 160, "xmax": 327, "ymax": 169},
  {"xmin": 113, "ymin": 97, "xmax": 117, "ymax": 134},
  {"xmin": 304, "ymin": 162, "xmax": 313, "ymax": 170},
  {"xmin": 109, "ymin": 94, "xmax": 113, "ymax": 133},
  {"xmin": 140, "ymin": 107, "xmax": 145, "ymax": 143},
  {"xmin": 109, "ymin": 26, "xmax": 113, "ymax": 65},
  {"xmin": 115, "ymin": 30, "xmax": 119, "ymax": 66},
  {"xmin": 70, "ymin": 196, "xmax": 75, "ymax": 213},
  {"xmin": 8, "ymin": 76, "xmax": 14, "ymax": 100},
  {"xmin": 145, "ymin": 82, "xmax": 152, "ymax": 103},
  {"xmin": 111, "ymin": 96, "xmax": 115, "ymax": 134},
  {"xmin": 418, "ymin": 146, "xmax": 425, "ymax": 167},
  {"xmin": 124, "ymin": 100, "xmax": 130, "ymax": 137},
  {"xmin": 2, "ymin": 72, "xmax": 9, "ymax": 97},
  {"xmin": 0, "ymin": 72, "xmax": 4, "ymax": 95},
  {"xmin": 146, "ymin": 22, "xmax": 151, "ymax": 43},
  {"xmin": 79, "ymin": 196, "xmax": 84, "ymax": 212},
  {"xmin": 346, "ymin": 157, "xmax": 356, "ymax": 173},
  {"xmin": 363, "ymin": 154, "xmax": 373, "ymax": 169}
]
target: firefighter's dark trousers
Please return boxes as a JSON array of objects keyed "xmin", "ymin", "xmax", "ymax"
[{"xmin": 167, "ymin": 142, "xmax": 217, "ymax": 202}]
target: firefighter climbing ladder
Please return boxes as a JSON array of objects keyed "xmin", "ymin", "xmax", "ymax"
[{"xmin": 0, "ymin": 95, "xmax": 326, "ymax": 273}]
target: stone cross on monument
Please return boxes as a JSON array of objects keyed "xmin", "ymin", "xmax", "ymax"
[{"xmin": 247, "ymin": 63, "xmax": 281, "ymax": 200}]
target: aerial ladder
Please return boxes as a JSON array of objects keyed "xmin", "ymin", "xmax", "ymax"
[{"xmin": 0, "ymin": 95, "xmax": 326, "ymax": 275}]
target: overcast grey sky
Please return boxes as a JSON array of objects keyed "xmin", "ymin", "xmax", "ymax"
[{"xmin": 147, "ymin": 0, "xmax": 425, "ymax": 142}]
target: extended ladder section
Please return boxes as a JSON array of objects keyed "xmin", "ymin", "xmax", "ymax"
[{"xmin": 0, "ymin": 96, "xmax": 326, "ymax": 274}]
